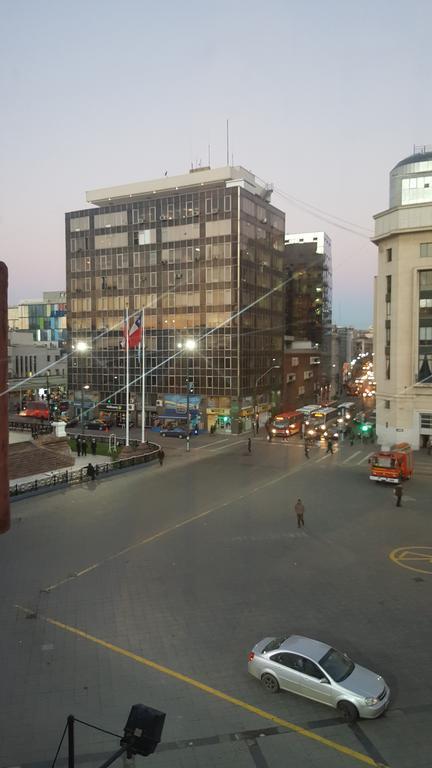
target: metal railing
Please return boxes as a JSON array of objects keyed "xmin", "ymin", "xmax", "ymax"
[
  {"xmin": 10, "ymin": 443, "xmax": 160, "ymax": 497},
  {"xmin": 9, "ymin": 420, "xmax": 53, "ymax": 435}
]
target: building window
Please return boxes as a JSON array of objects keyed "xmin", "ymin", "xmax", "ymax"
[
  {"xmin": 149, "ymin": 206, "xmax": 156, "ymax": 222},
  {"xmin": 298, "ymin": 385, "xmax": 305, "ymax": 395},
  {"xmin": 117, "ymin": 253, "xmax": 128, "ymax": 269},
  {"xmin": 385, "ymin": 354, "xmax": 391, "ymax": 379},
  {"xmin": 386, "ymin": 248, "xmax": 392, "ymax": 262},
  {"xmin": 420, "ymin": 243, "xmax": 432, "ymax": 258},
  {"xmin": 224, "ymin": 195, "xmax": 232, "ymax": 213},
  {"xmin": 420, "ymin": 413, "xmax": 432, "ymax": 429},
  {"xmin": 386, "ymin": 274, "xmax": 392, "ymax": 298},
  {"xmin": 384, "ymin": 400, "xmax": 390, "ymax": 409},
  {"xmin": 291, "ymin": 357, "xmax": 299, "ymax": 367}
]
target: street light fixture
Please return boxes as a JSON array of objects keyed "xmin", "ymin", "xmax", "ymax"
[
  {"xmin": 75, "ymin": 340, "xmax": 90, "ymax": 430},
  {"xmin": 255, "ymin": 362, "xmax": 281, "ymax": 423},
  {"xmin": 177, "ymin": 338, "xmax": 197, "ymax": 450}
]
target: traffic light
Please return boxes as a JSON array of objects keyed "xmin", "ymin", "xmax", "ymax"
[{"xmin": 187, "ymin": 379, "xmax": 194, "ymax": 394}]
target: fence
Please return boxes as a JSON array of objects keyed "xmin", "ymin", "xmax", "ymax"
[
  {"xmin": 10, "ymin": 443, "xmax": 160, "ymax": 498},
  {"xmin": 9, "ymin": 420, "xmax": 53, "ymax": 435}
]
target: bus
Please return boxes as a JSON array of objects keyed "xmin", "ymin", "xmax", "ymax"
[
  {"xmin": 306, "ymin": 407, "xmax": 339, "ymax": 440},
  {"xmin": 266, "ymin": 411, "xmax": 303, "ymax": 440},
  {"xmin": 337, "ymin": 401, "xmax": 357, "ymax": 424}
]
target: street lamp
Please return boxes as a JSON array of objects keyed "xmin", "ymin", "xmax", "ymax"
[
  {"xmin": 74, "ymin": 340, "xmax": 90, "ymax": 430},
  {"xmin": 255, "ymin": 361, "xmax": 281, "ymax": 422},
  {"xmin": 177, "ymin": 338, "xmax": 197, "ymax": 450}
]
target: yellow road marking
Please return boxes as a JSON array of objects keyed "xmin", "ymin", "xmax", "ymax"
[
  {"xmin": 389, "ymin": 546, "xmax": 432, "ymax": 575},
  {"xmin": 14, "ymin": 605, "xmax": 388, "ymax": 767},
  {"xmin": 44, "ymin": 463, "xmax": 305, "ymax": 592}
]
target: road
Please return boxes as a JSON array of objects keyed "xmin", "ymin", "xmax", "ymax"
[{"xmin": 0, "ymin": 435, "xmax": 431, "ymax": 768}]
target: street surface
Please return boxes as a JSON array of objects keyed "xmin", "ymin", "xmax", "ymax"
[{"xmin": 1, "ymin": 433, "xmax": 431, "ymax": 768}]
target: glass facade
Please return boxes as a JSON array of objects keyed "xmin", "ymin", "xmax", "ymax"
[
  {"xmin": 418, "ymin": 269, "xmax": 432, "ymax": 383},
  {"xmin": 66, "ymin": 177, "xmax": 285, "ymax": 417}
]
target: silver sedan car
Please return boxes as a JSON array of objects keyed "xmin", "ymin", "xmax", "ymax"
[{"xmin": 248, "ymin": 634, "xmax": 390, "ymax": 723}]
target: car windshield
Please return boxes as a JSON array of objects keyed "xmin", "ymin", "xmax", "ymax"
[
  {"xmin": 263, "ymin": 637, "xmax": 286, "ymax": 653},
  {"xmin": 319, "ymin": 648, "xmax": 355, "ymax": 682}
]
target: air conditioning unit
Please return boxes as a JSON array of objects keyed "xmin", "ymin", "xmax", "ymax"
[
  {"xmin": 160, "ymin": 215, "xmax": 167, "ymax": 221},
  {"xmin": 156, "ymin": 399, "xmax": 164, "ymax": 407},
  {"xmin": 161, "ymin": 259, "xmax": 168, "ymax": 265},
  {"xmin": 286, "ymin": 373, "xmax": 296, "ymax": 383},
  {"xmin": 138, "ymin": 217, "xmax": 145, "ymax": 224},
  {"xmin": 261, "ymin": 217, "xmax": 267, "ymax": 224},
  {"xmin": 211, "ymin": 207, "xmax": 219, "ymax": 213}
]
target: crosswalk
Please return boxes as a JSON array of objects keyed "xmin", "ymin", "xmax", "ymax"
[{"xmin": 265, "ymin": 438, "xmax": 432, "ymax": 476}]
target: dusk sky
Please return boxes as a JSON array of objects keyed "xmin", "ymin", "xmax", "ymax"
[{"xmin": 1, "ymin": 0, "xmax": 431, "ymax": 327}]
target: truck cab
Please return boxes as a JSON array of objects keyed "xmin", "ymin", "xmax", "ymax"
[{"xmin": 369, "ymin": 442, "xmax": 413, "ymax": 484}]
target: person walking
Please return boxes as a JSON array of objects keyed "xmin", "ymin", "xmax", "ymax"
[
  {"xmin": 91, "ymin": 437, "xmax": 97, "ymax": 456},
  {"xmin": 326, "ymin": 438, "xmax": 334, "ymax": 454},
  {"xmin": 86, "ymin": 462, "xmax": 96, "ymax": 481},
  {"xmin": 81, "ymin": 438, "xmax": 87, "ymax": 457},
  {"xmin": 255, "ymin": 417, "xmax": 259, "ymax": 434},
  {"xmin": 76, "ymin": 436, "xmax": 81, "ymax": 457},
  {"xmin": 295, "ymin": 498, "xmax": 305, "ymax": 528},
  {"xmin": 394, "ymin": 484, "xmax": 403, "ymax": 507},
  {"xmin": 158, "ymin": 448, "xmax": 165, "ymax": 466},
  {"xmin": 247, "ymin": 437, "xmax": 252, "ymax": 454},
  {"xmin": 304, "ymin": 440, "xmax": 310, "ymax": 459}
]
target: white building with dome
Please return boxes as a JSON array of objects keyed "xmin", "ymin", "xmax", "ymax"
[{"xmin": 373, "ymin": 146, "xmax": 432, "ymax": 449}]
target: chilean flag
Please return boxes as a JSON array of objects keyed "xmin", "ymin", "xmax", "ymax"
[{"xmin": 123, "ymin": 312, "xmax": 142, "ymax": 349}]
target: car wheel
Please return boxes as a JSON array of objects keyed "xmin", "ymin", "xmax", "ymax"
[
  {"xmin": 160, "ymin": 433, "xmax": 166, "ymax": 437},
  {"xmin": 178, "ymin": 434, "xmax": 184, "ymax": 438},
  {"xmin": 261, "ymin": 673, "xmax": 279, "ymax": 693},
  {"xmin": 337, "ymin": 701, "xmax": 358, "ymax": 723}
]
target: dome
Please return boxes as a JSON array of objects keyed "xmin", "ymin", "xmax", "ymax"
[{"xmin": 392, "ymin": 151, "xmax": 432, "ymax": 171}]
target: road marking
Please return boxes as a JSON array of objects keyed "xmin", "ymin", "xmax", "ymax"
[
  {"xmin": 342, "ymin": 451, "xmax": 361, "ymax": 464},
  {"xmin": 357, "ymin": 452, "xmax": 374, "ymax": 465},
  {"xmin": 198, "ymin": 438, "xmax": 230, "ymax": 449},
  {"xmin": 389, "ymin": 546, "xmax": 432, "ymax": 575},
  {"xmin": 14, "ymin": 606, "xmax": 389, "ymax": 768},
  {"xmin": 42, "ymin": 461, "xmax": 305, "ymax": 592},
  {"xmin": 315, "ymin": 452, "xmax": 333, "ymax": 462},
  {"xmin": 208, "ymin": 439, "xmax": 245, "ymax": 452}
]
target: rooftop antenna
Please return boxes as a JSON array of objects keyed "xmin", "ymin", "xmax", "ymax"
[
  {"xmin": 226, "ymin": 119, "xmax": 229, "ymax": 166},
  {"xmin": 208, "ymin": 144, "xmax": 211, "ymax": 167}
]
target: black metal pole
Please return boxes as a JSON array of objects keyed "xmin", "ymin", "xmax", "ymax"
[
  {"xmin": 67, "ymin": 715, "xmax": 75, "ymax": 768},
  {"xmin": 96, "ymin": 746, "xmax": 128, "ymax": 768}
]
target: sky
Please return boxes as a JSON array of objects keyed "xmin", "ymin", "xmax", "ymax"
[{"xmin": 1, "ymin": 0, "xmax": 432, "ymax": 328}]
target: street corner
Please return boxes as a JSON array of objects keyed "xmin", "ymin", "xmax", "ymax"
[{"xmin": 389, "ymin": 546, "xmax": 432, "ymax": 575}]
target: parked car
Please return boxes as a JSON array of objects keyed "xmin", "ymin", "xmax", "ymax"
[
  {"xmin": 84, "ymin": 419, "xmax": 110, "ymax": 431},
  {"xmin": 248, "ymin": 634, "xmax": 390, "ymax": 723}
]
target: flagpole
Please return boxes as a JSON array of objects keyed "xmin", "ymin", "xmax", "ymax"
[
  {"xmin": 141, "ymin": 307, "xmax": 145, "ymax": 444},
  {"xmin": 125, "ymin": 304, "xmax": 130, "ymax": 447}
]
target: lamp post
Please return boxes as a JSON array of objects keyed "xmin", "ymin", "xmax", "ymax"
[
  {"xmin": 255, "ymin": 360, "xmax": 281, "ymax": 425},
  {"xmin": 177, "ymin": 338, "xmax": 197, "ymax": 451},
  {"xmin": 75, "ymin": 340, "xmax": 89, "ymax": 430}
]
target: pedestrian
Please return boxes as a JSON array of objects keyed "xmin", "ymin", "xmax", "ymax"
[
  {"xmin": 76, "ymin": 436, "xmax": 81, "ymax": 457},
  {"xmin": 81, "ymin": 438, "xmax": 87, "ymax": 457},
  {"xmin": 255, "ymin": 417, "xmax": 259, "ymax": 434},
  {"xmin": 326, "ymin": 438, "xmax": 334, "ymax": 454},
  {"xmin": 427, "ymin": 437, "xmax": 432, "ymax": 456},
  {"xmin": 247, "ymin": 437, "xmax": 252, "ymax": 454},
  {"xmin": 86, "ymin": 462, "xmax": 96, "ymax": 481},
  {"xmin": 158, "ymin": 448, "xmax": 165, "ymax": 466},
  {"xmin": 304, "ymin": 441, "xmax": 310, "ymax": 459},
  {"xmin": 394, "ymin": 484, "xmax": 403, "ymax": 507},
  {"xmin": 295, "ymin": 498, "xmax": 305, "ymax": 528},
  {"xmin": 91, "ymin": 437, "xmax": 97, "ymax": 455},
  {"xmin": 251, "ymin": 421, "xmax": 256, "ymax": 436}
]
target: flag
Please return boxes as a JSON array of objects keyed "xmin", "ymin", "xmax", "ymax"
[{"xmin": 127, "ymin": 312, "xmax": 143, "ymax": 350}]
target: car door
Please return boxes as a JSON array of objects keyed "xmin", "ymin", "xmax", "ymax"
[
  {"xmin": 268, "ymin": 652, "xmax": 305, "ymax": 694},
  {"xmin": 296, "ymin": 657, "xmax": 335, "ymax": 706}
]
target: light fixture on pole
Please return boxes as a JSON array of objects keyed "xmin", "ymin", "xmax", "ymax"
[
  {"xmin": 255, "ymin": 361, "xmax": 281, "ymax": 420},
  {"xmin": 177, "ymin": 338, "xmax": 197, "ymax": 451},
  {"xmin": 74, "ymin": 340, "xmax": 90, "ymax": 430}
]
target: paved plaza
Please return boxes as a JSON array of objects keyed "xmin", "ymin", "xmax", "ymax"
[{"xmin": 1, "ymin": 435, "xmax": 431, "ymax": 768}]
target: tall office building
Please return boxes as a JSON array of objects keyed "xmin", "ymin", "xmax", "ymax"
[
  {"xmin": 284, "ymin": 232, "xmax": 333, "ymax": 390},
  {"xmin": 8, "ymin": 292, "xmax": 67, "ymax": 345},
  {"xmin": 373, "ymin": 146, "xmax": 432, "ymax": 449},
  {"xmin": 66, "ymin": 166, "xmax": 285, "ymax": 431}
]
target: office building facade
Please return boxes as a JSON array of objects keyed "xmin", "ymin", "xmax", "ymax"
[
  {"xmin": 8, "ymin": 292, "xmax": 67, "ymax": 345},
  {"xmin": 373, "ymin": 147, "xmax": 432, "ymax": 448},
  {"xmin": 284, "ymin": 232, "xmax": 333, "ymax": 393},
  {"xmin": 66, "ymin": 166, "xmax": 285, "ymax": 431}
]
